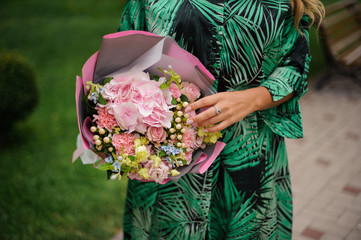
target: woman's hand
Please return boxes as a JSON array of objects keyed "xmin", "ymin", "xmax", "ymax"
[{"xmin": 185, "ymin": 87, "xmax": 293, "ymax": 132}]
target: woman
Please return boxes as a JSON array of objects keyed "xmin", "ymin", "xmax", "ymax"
[{"xmin": 118, "ymin": 0, "xmax": 324, "ymax": 239}]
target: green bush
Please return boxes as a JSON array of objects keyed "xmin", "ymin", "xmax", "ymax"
[{"xmin": 0, "ymin": 52, "xmax": 38, "ymax": 132}]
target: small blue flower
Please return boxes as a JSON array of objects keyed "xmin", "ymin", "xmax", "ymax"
[
  {"xmin": 168, "ymin": 146, "xmax": 181, "ymax": 156},
  {"xmin": 117, "ymin": 156, "xmax": 123, "ymax": 161},
  {"xmin": 166, "ymin": 157, "xmax": 172, "ymax": 163},
  {"xmin": 160, "ymin": 145, "xmax": 169, "ymax": 151},
  {"xmin": 160, "ymin": 145, "xmax": 182, "ymax": 156},
  {"xmin": 88, "ymin": 92, "xmax": 99, "ymax": 104},
  {"xmin": 105, "ymin": 155, "xmax": 113, "ymax": 163},
  {"xmin": 113, "ymin": 161, "xmax": 121, "ymax": 172}
]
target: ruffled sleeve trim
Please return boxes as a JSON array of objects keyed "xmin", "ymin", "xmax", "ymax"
[
  {"xmin": 259, "ymin": 53, "xmax": 311, "ymax": 139},
  {"xmin": 261, "ymin": 66, "xmax": 302, "ymax": 102}
]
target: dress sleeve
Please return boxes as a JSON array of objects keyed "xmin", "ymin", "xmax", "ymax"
[
  {"xmin": 259, "ymin": 15, "xmax": 311, "ymax": 139},
  {"xmin": 118, "ymin": 0, "xmax": 146, "ymax": 31}
]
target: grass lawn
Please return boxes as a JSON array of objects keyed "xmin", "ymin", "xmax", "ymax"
[
  {"xmin": 0, "ymin": 0, "xmax": 128, "ymax": 239},
  {"xmin": 0, "ymin": 0, "xmax": 354, "ymax": 239}
]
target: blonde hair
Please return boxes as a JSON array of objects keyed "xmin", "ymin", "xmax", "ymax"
[{"xmin": 290, "ymin": 0, "xmax": 325, "ymax": 30}]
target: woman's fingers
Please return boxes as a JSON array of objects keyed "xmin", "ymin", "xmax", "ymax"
[
  {"xmin": 185, "ymin": 94, "xmax": 219, "ymax": 112},
  {"xmin": 187, "ymin": 106, "xmax": 223, "ymax": 127},
  {"xmin": 183, "ymin": 91, "xmax": 252, "ymax": 132}
]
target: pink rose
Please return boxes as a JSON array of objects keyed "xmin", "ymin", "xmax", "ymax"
[
  {"xmin": 181, "ymin": 83, "xmax": 201, "ymax": 102},
  {"xmin": 146, "ymin": 126, "xmax": 167, "ymax": 143},
  {"xmin": 127, "ymin": 171, "xmax": 143, "ymax": 181},
  {"xmin": 180, "ymin": 82, "xmax": 189, "ymax": 88},
  {"xmin": 169, "ymin": 82, "xmax": 181, "ymax": 99},
  {"xmin": 143, "ymin": 160, "xmax": 169, "ymax": 184}
]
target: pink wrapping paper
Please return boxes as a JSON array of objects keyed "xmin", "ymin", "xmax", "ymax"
[{"xmin": 73, "ymin": 30, "xmax": 225, "ymax": 182}]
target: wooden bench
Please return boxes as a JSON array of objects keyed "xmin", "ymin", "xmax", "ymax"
[{"xmin": 316, "ymin": 0, "xmax": 361, "ymax": 89}]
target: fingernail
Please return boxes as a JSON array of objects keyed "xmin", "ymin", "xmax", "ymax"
[
  {"xmin": 185, "ymin": 106, "xmax": 192, "ymax": 112},
  {"xmin": 186, "ymin": 119, "xmax": 194, "ymax": 125}
]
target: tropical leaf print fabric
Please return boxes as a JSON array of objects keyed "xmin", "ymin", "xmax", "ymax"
[{"xmin": 119, "ymin": 0, "xmax": 310, "ymax": 239}]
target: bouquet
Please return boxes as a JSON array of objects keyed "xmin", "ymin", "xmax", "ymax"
[{"xmin": 73, "ymin": 31, "xmax": 225, "ymax": 184}]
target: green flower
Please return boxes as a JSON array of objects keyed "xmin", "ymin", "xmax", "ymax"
[
  {"xmin": 170, "ymin": 169, "xmax": 180, "ymax": 176},
  {"xmin": 198, "ymin": 127, "xmax": 222, "ymax": 144},
  {"xmin": 138, "ymin": 168, "xmax": 150, "ymax": 180},
  {"xmin": 135, "ymin": 145, "xmax": 150, "ymax": 162},
  {"xmin": 134, "ymin": 136, "xmax": 149, "ymax": 147},
  {"xmin": 150, "ymin": 155, "xmax": 162, "ymax": 167}
]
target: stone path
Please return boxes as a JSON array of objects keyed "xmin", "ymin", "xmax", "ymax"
[
  {"xmin": 288, "ymin": 76, "xmax": 361, "ymax": 240},
  {"xmin": 111, "ymin": 75, "xmax": 361, "ymax": 240}
]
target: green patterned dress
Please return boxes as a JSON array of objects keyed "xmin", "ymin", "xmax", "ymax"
[{"xmin": 118, "ymin": 0, "xmax": 310, "ymax": 239}]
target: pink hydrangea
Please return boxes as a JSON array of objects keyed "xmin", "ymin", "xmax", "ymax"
[
  {"xmin": 93, "ymin": 107, "xmax": 117, "ymax": 131},
  {"xmin": 143, "ymin": 160, "xmax": 169, "ymax": 184},
  {"xmin": 112, "ymin": 132, "xmax": 139, "ymax": 155},
  {"xmin": 142, "ymin": 107, "xmax": 174, "ymax": 129},
  {"xmin": 181, "ymin": 83, "xmax": 201, "ymax": 102},
  {"xmin": 132, "ymin": 79, "xmax": 173, "ymax": 128},
  {"xmin": 101, "ymin": 72, "xmax": 174, "ymax": 131},
  {"xmin": 113, "ymin": 102, "xmax": 140, "ymax": 133}
]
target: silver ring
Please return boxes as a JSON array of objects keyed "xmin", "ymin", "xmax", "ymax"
[{"xmin": 214, "ymin": 106, "xmax": 221, "ymax": 115}]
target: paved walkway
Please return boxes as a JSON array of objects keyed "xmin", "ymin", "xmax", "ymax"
[
  {"xmin": 111, "ymin": 75, "xmax": 361, "ymax": 240},
  {"xmin": 288, "ymin": 75, "xmax": 361, "ymax": 240}
]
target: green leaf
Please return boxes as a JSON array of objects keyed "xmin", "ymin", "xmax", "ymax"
[
  {"xmin": 171, "ymin": 97, "xmax": 177, "ymax": 105},
  {"xmin": 153, "ymin": 75, "xmax": 160, "ymax": 81},
  {"xmin": 98, "ymin": 94, "xmax": 107, "ymax": 105},
  {"xmin": 106, "ymin": 170, "xmax": 113, "ymax": 180},
  {"xmin": 121, "ymin": 164, "xmax": 132, "ymax": 173},
  {"xmin": 128, "ymin": 155, "xmax": 136, "ymax": 161},
  {"xmin": 93, "ymin": 159, "xmax": 103, "ymax": 168},
  {"xmin": 103, "ymin": 77, "xmax": 112, "ymax": 85},
  {"xmin": 160, "ymin": 82, "xmax": 170, "ymax": 89},
  {"xmin": 111, "ymin": 152, "xmax": 118, "ymax": 160},
  {"xmin": 97, "ymin": 163, "xmax": 114, "ymax": 171},
  {"xmin": 180, "ymin": 94, "xmax": 189, "ymax": 103},
  {"xmin": 159, "ymin": 151, "xmax": 166, "ymax": 157},
  {"xmin": 150, "ymin": 74, "xmax": 160, "ymax": 82}
]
